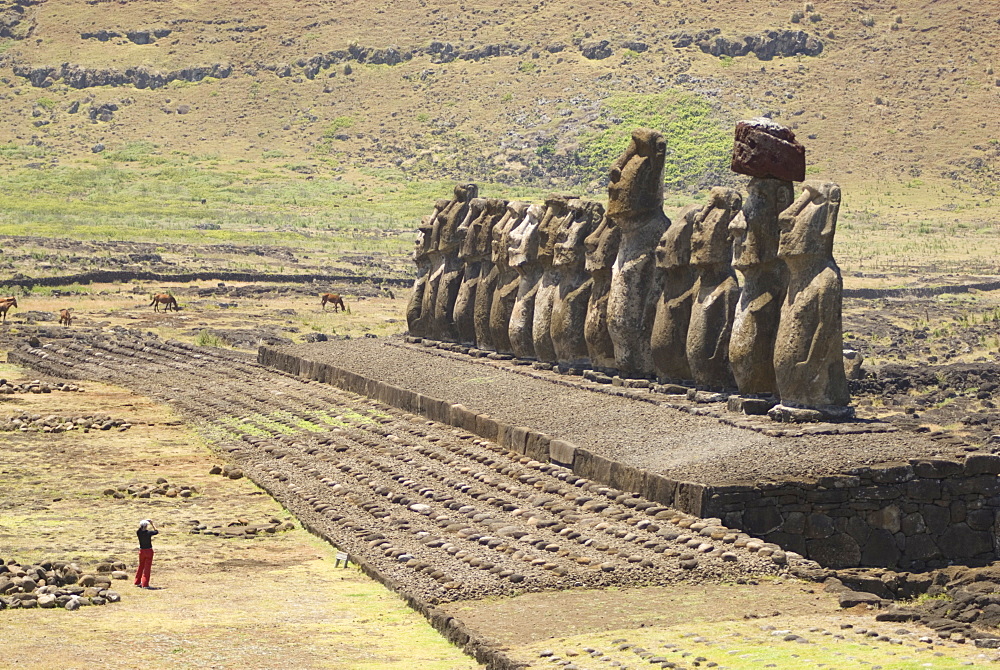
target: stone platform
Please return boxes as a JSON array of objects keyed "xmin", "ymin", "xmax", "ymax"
[{"xmin": 259, "ymin": 337, "xmax": 1000, "ymax": 569}]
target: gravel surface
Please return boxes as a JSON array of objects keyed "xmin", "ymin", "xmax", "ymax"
[
  {"xmin": 9, "ymin": 328, "xmax": 801, "ymax": 604},
  {"xmin": 276, "ymin": 337, "xmax": 956, "ymax": 485}
]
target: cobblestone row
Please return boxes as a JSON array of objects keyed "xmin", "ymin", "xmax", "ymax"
[{"xmin": 10, "ymin": 331, "xmax": 815, "ymax": 602}]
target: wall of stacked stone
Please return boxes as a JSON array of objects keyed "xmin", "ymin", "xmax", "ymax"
[{"xmin": 258, "ymin": 346, "xmax": 1000, "ymax": 570}]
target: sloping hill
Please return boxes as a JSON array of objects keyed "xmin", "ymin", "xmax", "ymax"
[{"xmin": 0, "ymin": 0, "xmax": 997, "ymax": 278}]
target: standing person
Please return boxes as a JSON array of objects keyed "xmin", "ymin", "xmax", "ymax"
[{"xmin": 134, "ymin": 519, "xmax": 158, "ymax": 588}]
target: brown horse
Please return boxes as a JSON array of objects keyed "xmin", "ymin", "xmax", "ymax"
[
  {"xmin": 320, "ymin": 293, "xmax": 346, "ymax": 312},
  {"xmin": 150, "ymin": 293, "xmax": 179, "ymax": 312},
  {"xmin": 0, "ymin": 296, "xmax": 18, "ymax": 323},
  {"xmin": 59, "ymin": 308, "xmax": 73, "ymax": 326}
]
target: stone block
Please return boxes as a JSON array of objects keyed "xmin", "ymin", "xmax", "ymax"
[
  {"xmin": 816, "ymin": 475, "xmax": 860, "ymax": 489},
  {"xmin": 573, "ymin": 449, "xmax": 612, "ymax": 483},
  {"xmin": 743, "ymin": 503, "xmax": 782, "ymax": 535},
  {"xmin": 674, "ymin": 482, "xmax": 708, "ymax": 517},
  {"xmin": 508, "ymin": 426, "xmax": 531, "ymax": 455},
  {"xmin": 524, "ymin": 431, "xmax": 551, "ymax": 462},
  {"xmin": 609, "ymin": 462, "xmax": 645, "ymax": 494},
  {"xmin": 922, "ymin": 505, "xmax": 952, "ymax": 534},
  {"xmin": 731, "ymin": 118, "xmax": 806, "ymax": 182},
  {"xmin": 870, "ymin": 464, "xmax": 914, "ymax": 484},
  {"xmin": 906, "ymin": 478, "xmax": 941, "ymax": 500},
  {"xmin": 805, "ymin": 512, "xmax": 836, "ymax": 539},
  {"xmin": 641, "ymin": 474, "xmax": 677, "ymax": 507},
  {"xmin": 967, "ymin": 508, "xmax": 994, "ymax": 532},
  {"xmin": 861, "ymin": 528, "xmax": 901, "ymax": 568},
  {"xmin": 806, "ymin": 488, "xmax": 849, "ymax": 503},
  {"xmin": 764, "ymin": 531, "xmax": 806, "ymax": 555},
  {"xmin": 867, "ymin": 504, "xmax": 901, "ymax": 533},
  {"xmin": 964, "ymin": 454, "xmax": 1000, "ymax": 475},
  {"xmin": 910, "ymin": 458, "xmax": 963, "ymax": 479},
  {"xmin": 548, "ymin": 439, "xmax": 576, "ymax": 466},
  {"xmin": 940, "ymin": 523, "xmax": 992, "ymax": 559},
  {"xmin": 808, "ymin": 533, "xmax": 862, "ymax": 568},
  {"xmin": 475, "ymin": 415, "xmax": 500, "ymax": 442},
  {"xmin": 781, "ymin": 511, "xmax": 806, "ymax": 534}
]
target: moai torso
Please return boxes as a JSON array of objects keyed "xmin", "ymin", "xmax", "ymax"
[
  {"xmin": 729, "ymin": 177, "xmax": 794, "ymax": 395},
  {"xmin": 773, "ymin": 182, "xmax": 850, "ymax": 410},
  {"xmin": 686, "ymin": 187, "xmax": 742, "ymax": 389},
  {"xmin": 431, "ymin": 183, "xmax": 478, "ymax": 341},
  {"xmin": 418, "ymin": 198, "xmax": 452, "ymax": 339},
  {"xmin": 472, "ymin": 198, "xmax": 509, "ymax": 350},
  {"xmin": 406, "ymin": 216, "xmax": 436, "ymax": 338},
  {"xmin": 507, "ymin": 204, "xmax": 545, "ymax": 359},
  {"xmin": 489, "ymin": 202, "xmax": 529, "ymax": 354},
  {"xmin": 651, "ymin": 205, "xmax": 698, "ymax": 382},
  {"xmin": 532, "ymin": 195, "xmax": 577, "ymax": 363},
  {"xmin": 453, "ymin": 197, "xmax": 488, "ymax": 345},
  {"xmin": 584, "ymin": 213, "xmax": 621, "ymax": 371},
  {"xmin": 551, "ymin": 199, "xmax": 604, "ymax": 367},
  {"xmin": 606, "ymin": 128, "xmax": 672, "ymax": 378}
]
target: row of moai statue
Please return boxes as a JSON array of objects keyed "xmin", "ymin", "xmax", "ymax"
[{"xmin": 407, "ymin": 120, "xmax": 851, "ymax": 421}]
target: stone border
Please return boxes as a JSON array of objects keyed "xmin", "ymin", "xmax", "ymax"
[{"xmin": 258, "ymin": 345, "xmax": 1000, "ymax": 571}]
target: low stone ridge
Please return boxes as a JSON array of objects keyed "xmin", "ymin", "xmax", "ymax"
[
  {"xmin": 0, "ymin": 378, "xmax": 83, "ymax": 394},
  {"xmin": 674, "ymin": 28, "xmax": 824, "ymax": 60},
  {"xmin": 4, "ymin": 412, "xmax": 129, "ymax": 433},
  {"xmin": 0, "ymin": 556, "xmax": 126, "ymax": 611},
  {"xmin": 102, "ymin": 477, "xmax": 197, "ymax": 499},
  {"xmin": 187, "ymin": 516, "xmax": 295, "ymax": 538}
]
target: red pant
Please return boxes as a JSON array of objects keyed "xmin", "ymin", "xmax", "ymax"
[{"xmin": 135, "ymin": 548, "xmax": 154, "ymax": 587}]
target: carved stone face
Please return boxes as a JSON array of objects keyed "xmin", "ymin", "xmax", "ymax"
[
  {"xmin": 584, "ymin": 213, "xmax": 621, "ymax": 274},
  {"xmin": 537, "ymin": 196, "xmax": 576, "ymax": 264},
  {"xmin": 508, "ymin": 203, "xmax": 544, "ymax": 269},
  {"xmin": 655, "ymin": 205, "xmax": 697, "ymax": 270},
  {"xmin": 457, "ymin": 198, "xmax": 488, "ymax": 261},
  {"xmin": 414, "ymin": 215, "xmax": 435, "ymax": 263},
  {"xmin": 454, "ymin": 183, "xmax": 479, "ymax": 202},
  {"xmin": 689, "ymin": 187, "xmax": 742, "ymax": 267},
  {"xmin": 492, "ymin": 201, "xmax": 528, "ymax": 266},
  {"xmin": 477, "ymin": 198, "xmax": 508, "ymax": 258},
  {"xmin": 778, "ymin": 181, "xmax": 841, "ymax": 259},
  {"xmin": 606, "ymin": 128, "xmax": 667, "ymax": 221},
  {"xmin": 554, "ymin": 200, "xmax": 604, "ymax": 269},
  {"xmin": 428, "ymin": 198, "xmax": 451, "ymax": 251},
  {"xmin": 730, "ymin": 178, "xmax": 794, "ymax": 269}
]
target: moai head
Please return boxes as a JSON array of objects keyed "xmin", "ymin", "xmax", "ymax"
[
  {"xmin": 428, "ymin": 198, "xmax": 451, "ymax": 251},
  {"xmin": 606, "ymin": 128, "xmax": 667, "ymax": 222},
  {"xmin": 537, "ymin": 195, "xmax": 576, "ymax": 265},
  {"xmin": 477, "ymin": 198, "xmax": 508, "ymax": 258},
  {"xmin": 689, "ymin": 187, "xmax": 743, "ymax": 267},
  {"xmin": 457, "ymin": 197, "xmax": 488, "ymax": 261},
  {"xmin": 553, "ymin": 199, "xmax": 604, "ymax": 269},
  {"xmin": 508, "ymin": 203, "xmax": 544, "ymax": 269},
  {"xmin": 584, "ymin": 212, "xmax": 621, "ymax": 274},
  {"xmin": 729, "ymin": 178, "xmax": 795, "ymax": 270},
  {"xmin": 493, "ymin": 201, "xmax": 528, "ymax": 267},
  {"xmin": 414, "ymin": 215, "xmax": 435, "ymax": 264},
  {"xmin": 655, "ymin": 204, "xmax": 697, "ymax": 271},
  {"xmin": 778, "ymin": 181, "xmax": 841, "ymax": 259},
  {"xmin": 438, "ymin": 184, "xmax": 479, "ymax": 253}
]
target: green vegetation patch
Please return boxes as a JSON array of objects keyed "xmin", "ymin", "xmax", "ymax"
[{"xmin": 577, "ymin": 91, "xmax": 732, "ymax": 192}]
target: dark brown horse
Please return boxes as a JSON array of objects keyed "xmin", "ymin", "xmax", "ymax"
[
  {"xmin": 0, "ymin": 296, "xmax": 18, "ymax": 323},
  {"xmin": 320, "ymin": 293, "xmax": 346, "ymax": 312},
  {"xmin": 150, "ymin": 293, "xmax": 179, "ymax": 312},
  {"xmin": 59, "ymin": 308, "xmax": 74, "ymax": 326}
]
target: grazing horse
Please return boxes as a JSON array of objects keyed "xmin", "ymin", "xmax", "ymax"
[
  {"xmin": 320, "ymin": 293, "xmax": 346, "ymax": 312},
  {"xmin": 59, "ymin": 308, "xmax": 73, "ymax": 326},
  {"xmin": 150, "ymin": 293, "xmax": 179, "ymax": 312},
  {"xmin": 0, "ymin": 296, "xmax": 17, "ymax": 323}
]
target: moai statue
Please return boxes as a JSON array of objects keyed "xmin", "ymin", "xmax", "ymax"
[
  {"xmin": 472, "ymin": 198, "xmax": 509, "ymax": 351},
  {"xmin": 650, "ymin": 205, "xmax": 698, "ymax": 382},
  {"xmin": 551, "ymin": 199, "xmax": 605, "ymax": 367},
  {"xmin": 583, "ymin": 212, "xmax": 621, "ymax": 372},
  {"xmin": 686, "ymin": 187, "xmax": 742, "ymax": 389},
  {"xmin": 431, "ymin": 183, "xmax": 478, "ymax": 341},
  {"xmin": 405, "ymin": 213, "xmax": 437, "ymax": 338},
  {"xmin": 507, "ymin": 203, "xmax": 545, "ymax": 359},
  {"xmin": 728, "ymin": 118, "xmax": 802, "ymax": 397},
  {"xmin": 532, "ymin": 195, "xmax": 577, "ymax": 364},
  {"xmin": 489, "ymin": 202, "xmax": 529, "ymax": 354},
  {"xmin": 771, "ymin": 181, "xmax": 851, "ymax": 418},
  {"xmin": 606, "ymin": 128, "xmax": 672, "ymax": 377},
  {"xmin": 418, "ymin": 198, "xmax": 452, "ymax": 340},
  {"xmin": 452, "ymin": 197, "xmax": 489, "ymax": 345}
]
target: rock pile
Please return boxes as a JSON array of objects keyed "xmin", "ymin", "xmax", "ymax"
[
  {"xmin": 0, "ymin": 378, "xmax": 83, "ymax": 394},
  {"xmin": 0, "ymin": 557, "xmax": 125, "ymax": 611},
  {"xmin": 208, "ymin": 463, "xmax": 244, "ymax": 479},
  {"xmin": 188, "ymin": 516, "xmax": 295, "ymax": 538},
  {"xmin": 2, "ymin": 412, "xmax": 130, "ymax": 433},
  {"xmin": 102, "ymin": 477, "xmax": 196, "ymax": 499}
]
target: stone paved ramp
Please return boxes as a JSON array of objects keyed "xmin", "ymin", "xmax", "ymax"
[
  {"xmin": 270, "ymin": 337, "xmax": 950, "ymax": 485},
  {"xmin": 9, "ymin": 330, "xmax": 804, "ymax": 607}
]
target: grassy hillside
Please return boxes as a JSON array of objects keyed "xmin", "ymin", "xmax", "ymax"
[{"xmin": 0, "ymin": 0, "xmax": 998, "ymax": 281}]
